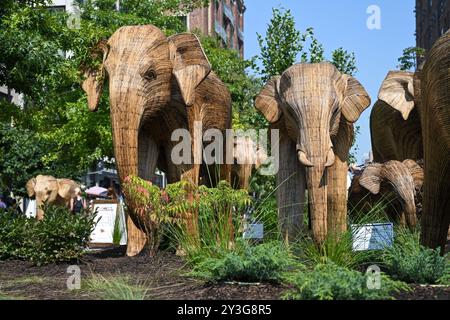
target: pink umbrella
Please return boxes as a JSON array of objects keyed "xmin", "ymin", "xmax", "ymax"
[{"xmin": 86, "ymin": 186, "xmax": 108, "ymax": 197}]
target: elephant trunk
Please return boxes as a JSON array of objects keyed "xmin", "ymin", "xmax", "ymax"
[
  {"xmin": 297, "ymin": 135, "xmax": 334, "ymax": 245},
  {"xmin": 110, "ymin": 111, "xmax": 147, "ymax": 257},
  {"xmin": 403, "ymin": 199, "xmax": 417, "ymax": 229}
]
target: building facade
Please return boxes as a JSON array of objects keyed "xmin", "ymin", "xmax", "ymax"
[
  {"xmin": 187, "ymin": 0, "xmax": 245, "ymax": 57},
  {"xmin": 416, "ymin": 0, "xmax": 450, "ymax": 51}
]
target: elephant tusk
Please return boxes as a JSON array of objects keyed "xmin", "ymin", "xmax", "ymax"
[
  {"xmin": 298, "ymin": 151, "xmax": 314, "ymax": 167},
  {"xmin": 324, "ymin": 148, "xmax": 335, "ymax": 167}
]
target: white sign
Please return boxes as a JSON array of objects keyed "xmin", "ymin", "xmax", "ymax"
[
  {"xmin": 243, "ymin": 223, "xmax": 264, "ymax": 239},
  {"xmin": 90, "ymin": 201, "xmax": 126, "ymax": 244},
  {"xmin": 351, "ymin": 223, "xmax": 394, "ymax": 251},
  {"xmin": 25, "ymin": 200, "xmax": 36, "ymax": 218}
]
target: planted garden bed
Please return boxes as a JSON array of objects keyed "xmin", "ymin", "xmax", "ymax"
[{"xmin": 0, "ymin": 246, "xmax": 448, "ymax": 300}]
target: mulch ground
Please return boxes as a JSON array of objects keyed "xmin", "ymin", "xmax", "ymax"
[{"xmin": 0, "ymin": 246, "xmax": 448, "ymax": 300}]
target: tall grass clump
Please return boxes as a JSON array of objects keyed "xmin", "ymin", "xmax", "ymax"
[
  {"xmin": 84, "ymin": 274, "xmax": 149, "ymax": 300},
  {"xmin": 381, "ymin": 227, "xmax": 449, "ymax": 284}
]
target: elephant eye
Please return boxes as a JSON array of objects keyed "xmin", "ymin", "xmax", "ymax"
[{"xmin": 143, "ymin": 69, "xmax": 157, "ymax": 81}]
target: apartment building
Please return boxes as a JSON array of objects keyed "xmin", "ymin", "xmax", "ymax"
[
  {"xmin": 188, "ymin": 0, "xmax": 245, "ymax": 57},
  {"xmin": 416, "ymin": 0, "xmax": 450, "ymax": 51}
]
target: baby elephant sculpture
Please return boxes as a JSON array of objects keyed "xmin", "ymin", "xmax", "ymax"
[
  {"xmin": 348, "ymin": 160, "xmax": 424, "ymax": 229},
  {"xmin": 26, "ymin": 175, "xmax": 80, "ymax": 220},
  {"xmin": 232, "ymin": 136, "xmax": 268, "ymax": 190}
]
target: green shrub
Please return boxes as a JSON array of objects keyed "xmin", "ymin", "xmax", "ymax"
[
  {"xmin": 122, "ymin": 176, "xmax": 183, "ymax": 256},
  {"xmin": 283, "ymin": 263, "xmax": 409, "ymax": 300},
  {"xmin": 189, "ymin": 241, "xmax": 297, "ymax": 283},
  {"xmin": 0, "ymin": 204, "xmax": 96, "ymax": 265},
  {"xmin": 166, "ymin": 181, "xmax": 251, "ymax": 260},
  {"xmin": 381, "ymin": 228, "xmax": 449, "ymax": 284}
]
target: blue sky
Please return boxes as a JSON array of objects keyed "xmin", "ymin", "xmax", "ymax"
[{"xmin": 244, "ymin": 0, "xmax": 416, "ymax": 164}]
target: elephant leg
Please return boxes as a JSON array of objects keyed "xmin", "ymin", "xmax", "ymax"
[
  {"xmin": 276, "ymin": 129, "xmax": 306, "ymax": 243},
  {"xmin": 125, "ymin": 131, "xmax": 161, "ymax": 257},
  {"xmin": 421, "ymin": 140, "xmax": 450, "ymax": 251},
  {"xmin": 111, "ymin": 113, "xmax": 144, "ymax": 257},
  {"xmin": 328, "ymin": 119, "xmax": 353, "ymax": 237},
  {"xmin": 327, "ymin": 156, "xmax": 348, "ymax": 237}
]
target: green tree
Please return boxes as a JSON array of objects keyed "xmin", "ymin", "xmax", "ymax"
[
  {"xmin": 1, "ymin": 0, "xmax": 267, "ymax": 194},
  {"xmin": 397, "ymin": 46, "xmax": 426, "ymax": 71},
  {"xmin": 257, "ymin": 9, "xmax": 357, "ymax": 78},
  {"xmin": 0, "ymin": 123, "xmax": 48, "ymax": 195},
  {"xmin": 0, "ymin": 0, "xmax": 211, "ymax": 186},
  {"xmin": 257, "ymin": 7, "xmax": 303, "ymax": 81}
]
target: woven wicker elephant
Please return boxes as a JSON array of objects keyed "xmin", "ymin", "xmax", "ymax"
[
  {"xmin": 348, "ymin": 160, "xmax": 424, "ymax": 229},
  {"xmin": 82, "ymin": 25, "xmax": 232, "ymax": 256},
  {"xmin": 255, "ymin": 62, "xmax": 371, "ymax": 244},
  {"xmin": 26, "ymin": 175, "xmax": 80, "ymax": 220},
  {"xmin": 419, "ymin": 31, "xmax": 450, "ymax": 251},
  {"xmin": 371, "ymin": 71, "xmax": 423, "ymax": 163},
  {"xmin": 231, "ymin": 136, "xmax": 268, "ymax": 190}
]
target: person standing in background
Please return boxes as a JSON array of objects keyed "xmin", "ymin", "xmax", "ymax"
[{"xmin": 70, "ymin": 188, "xmax": 87, "ymax": 214}]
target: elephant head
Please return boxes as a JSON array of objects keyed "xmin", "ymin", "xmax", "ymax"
[
  {"xmin": 371, "ymin": 71, "xmax": 423, "ymax": 163},
  {"xmin": 26, "ymin": 175, "xmax": 79, "ymax": 220},
  {"xmin": 83, "ymin": 25, "xmax": 211, "ymax": 111},
  {"xmin": 359, "ymin": 160, "xmax": 424, "ymax": 228},
  {"xmin": 82, "ymin": 25, "xmax": 212, "ymax": 182},
  {"xmin": 378, "ymin": 71, "xmax": 417, "ymax": 121},
  {"xmin": 255, "ymin": 62, "xmax": 371, "ymax": 243}
]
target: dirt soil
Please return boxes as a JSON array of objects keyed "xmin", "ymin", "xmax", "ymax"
[{"xmin": 0, "ymin": 246, "xmax": 448, "ymax": 300}]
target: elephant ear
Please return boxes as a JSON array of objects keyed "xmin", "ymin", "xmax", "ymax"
[
  {"xmin": 26, "ymin": 177, "xmax": 36, "ymax": 198},
  {"xmin": 57, "ymin": 179, "xmax": 78, "ymax": 199},
  {"xmin": 403, "ymin": 159, "xmax": 424, "ymax": 191},
  {"xmin": 168, "ymin": 33, "xmax": 211, "ymax": 107},
  {"xmin": 378, "ymin": 71, "xmax": 415, "ymax": 120},
  {"xmin": 359, "ymin": 164, "xmax": 383, "ymax": 194},
  {"xmin": 338, "ymin": 74, "xmax": 371, "ymax": 123},
  {"xmin": 255, "ymin": 76, "xmax": 282, "ymax": 123},
  {"xmin": 81, "ymin": 40, "xmax": 109, "ymax": 112}
]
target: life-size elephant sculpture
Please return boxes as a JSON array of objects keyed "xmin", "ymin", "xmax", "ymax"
[
  {"xmin": 82, "ymin": 25, "xmax": 232, "ymax": 256},
  {"xmin": 26, "ymin": 175, "xmax": 80, "ymax": 220},
  {"xmin": 419, "ymin": 31, "xmax": 450, "ymax": 250},
  {"xmin": 231, "ymin": 136, "xmax": 268, "ymax": 190},
  {"xmin": 371, "ymin": 71, "xmax": 423, "ymax": 163},
  {"xmin": 255, "ymin": 62, "xmax": 371, "ymax": 244},
  {"xmin": 348, "ymin": 160, "xmax": 424, "ymax": 229}
]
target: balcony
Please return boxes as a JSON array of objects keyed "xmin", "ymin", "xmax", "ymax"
[
  {"xmin": 223, "ymin": 2, "xmax": 235, "ymax": 26},
  {"xmin": 238, "ymin": 27, "xmax": 244, "ymax": 41},
  {"xmin": 215, "ymin": 21, "xmax": 228, "ymax": 43}
]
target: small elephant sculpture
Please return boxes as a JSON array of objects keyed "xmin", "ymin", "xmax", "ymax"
[
  {"xmin": 231, "ymin": 136, "xmax": 268, "ymax": 190},
  {"xmin": 255, "ymin": 62, "xmax": 371, "ymax": 244},
  {"xmin": 82, "ymin": 25, "xmax": 232, "ymax": 256},
  {"xmin": 26, "ymin": 175, "xmax": 80, "ymax": 220},
  {"xmin": 348, "ymin": 160, "xmax": 424, "ymax": 229}
]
